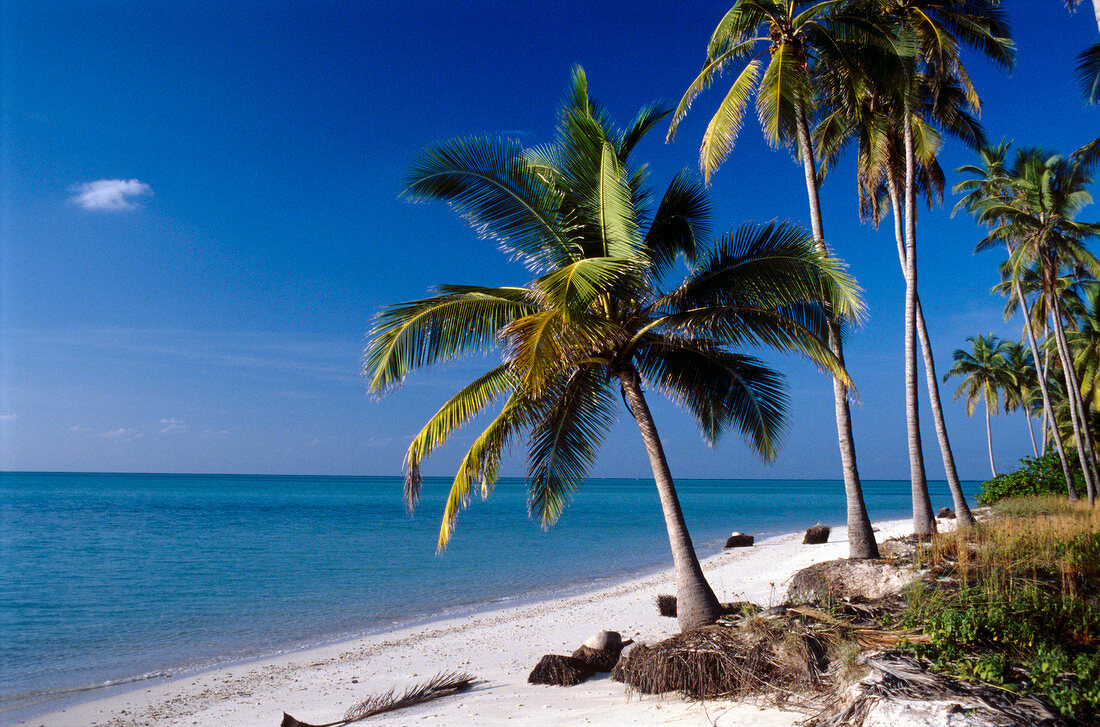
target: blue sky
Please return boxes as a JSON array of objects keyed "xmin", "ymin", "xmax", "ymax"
[{"xmin": 2, "ymin": 1, "xmax": 1098, "ymax": 481}]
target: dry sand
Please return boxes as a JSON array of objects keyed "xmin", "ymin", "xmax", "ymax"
[{"xmin": 25, "ymin": 518, "xmax": 913, "ymax": 727}]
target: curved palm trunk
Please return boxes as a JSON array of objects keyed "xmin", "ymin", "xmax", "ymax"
[
  {"xmin": 1015, "ymin": 276, "xmax": 1078, "ymax": 499},
  {"xmin": 887, "ymin": 176, "xmax": 973, "ymax": 528},
  {"xmin": 795, "ymin": 108, "xmax": 879, "ymax": 559},
  {"xmin": 1049, "ymin": 299, "xmax": 1099, "ymax": 504},
  {"xmin": 901, "ymin": 111, "xmax": 936, "ymax": 536},
  {"xmin": 985, "ymin": 395, "xmax": 997, "ymax": 477},
  {"xmin": 618, "ymin": 367, "xmax": 722, "ymax": 631}
]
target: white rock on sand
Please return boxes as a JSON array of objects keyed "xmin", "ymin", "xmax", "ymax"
[{"xmin": 26, "ymin": 519, "xmax": 913, "ymax": 727}]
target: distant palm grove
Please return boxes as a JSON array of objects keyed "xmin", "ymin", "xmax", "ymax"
[{"xmin": 363, "ymin": 0, "xmax": 1100, "ymax": 630}]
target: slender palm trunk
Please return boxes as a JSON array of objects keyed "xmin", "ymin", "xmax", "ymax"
[
  {"xmin": 1015, "ymin": 276, "xmax": 1078, "ymax": 499},
  {"xmin": 1049, "ymin": 299, "xmax": 1099, "ymax": 504},
  {"xmin": 887, "ymin": 176, "xmax": 973, "ymax": 528},
  {"xmin": 901, "ymin": 112, "xmax": 935, "ymax": 536},
  {"xmin": 1042, "ymin": 336, "xmax": 1052, "ymax": 450},
  {"xmin": 1025, "ymin": 413, "xmax": 1039, "ymax": 457},
  {"xmin": 618, "ymin": 367, "xmax": 721, "ymax": 631},
  {"xmin": 985, "ymin": 394, "xmax": 997, "ymax": 477},
  {"xmin": 1092, "ymin": 0, "xmax": 1100, "ymax": 33},
  {"xmin": 794, "ymin": 107, "xmax": 879, "ymax": 559}
]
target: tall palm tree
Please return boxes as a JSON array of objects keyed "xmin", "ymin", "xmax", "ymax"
[
  {"xmin": 1000, "ymin": 340, "xmax": 1040, "ymax": 457},
  {"xmin": 955, "ymin": 142, "xmax": 1080, "ymax": 499},
  {"xmin": 814, "ymin": 66, "xmax": 983, "ymax": 530},
  {"xmin": 363, "ymin": 70, "xmax": 862, "ymax": 631},
  {"xmin": 944, "ymin": 334, "xmax": 1013, "ymax": 477},
  {"xmin": 666, "ymin": 0, "xmax": 881, "ymax": 558},
  {"xmin": 969, "ymin": 146, "xmax": 1100, "ymax": 504},
  {"xmin": 870, "ymin": 0, "xmax": 1011, "ymax": 533}
]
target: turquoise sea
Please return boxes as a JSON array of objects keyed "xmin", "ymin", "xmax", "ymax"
[{"xmin": 0, "ymin": 472, "xmax": 980, "ymax": 722}]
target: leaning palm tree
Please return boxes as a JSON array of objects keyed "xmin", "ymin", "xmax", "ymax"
[
  {"xmin": 944, "ymin": 334, "xmax": 1013, "ymax": 477},
  {"xmin": 666, "ymin": 0, "xmax": 881, "ymax": 558},
  {"xmin": 955, "ymin": 142, "xmax": 1080, "ymax": 499},
  {"xmin": 363, "ymin": 70, "xmax": 862, "ymax": 631}
]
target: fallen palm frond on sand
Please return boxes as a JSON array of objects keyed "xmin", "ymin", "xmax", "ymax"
[{"xmin": 280, "ymin": 671, "xmax": 476, "ymax": 727}]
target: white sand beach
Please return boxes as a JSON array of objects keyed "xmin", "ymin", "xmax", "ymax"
[{"xmin": 27, "ymin": 519, "xmax": 914, "ymax": 727}]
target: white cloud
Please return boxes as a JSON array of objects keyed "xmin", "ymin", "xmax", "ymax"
[
  {"xmin": 71, "ymin": 179, "xmax": 152, "ymax": 211},
  {"xmin": 101, "ymin": 427, "xmax": 142, "ymax": 441},
  {"xmin": 303, "ymin": 438, "xmax": 320, "ymax": 448},
  {"xmin": 0, "ymin": 413, "xmax": 16, "ymax": 422},
  {"xmin": 159, "ymin": 418, "xmax": 187, "ymax": 434},
  {"xmin": 70, "ymin": 425, "xmax": 90, "ymax": 433}
]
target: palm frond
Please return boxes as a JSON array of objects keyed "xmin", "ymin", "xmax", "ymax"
[
  {"xmin": 636, "ymin": 337, "xmax": 787, "ymax": 457},
  {"xmin": 403, "ymin": 138, "xmax": 571, "ymax": 271},
  {"xmin": 437, "ymin": 388, "xmax": 538, "ymax": 549},
  {"xmin": 533, "ymin": 256, "xmax": 641, "ymax": 309},
  {"xmin": 620, "ymin": 102, "xmax": 673, "ymax": 160},
  {"xmin": 526, "ymin": 365, "xmax": 617, "ymax": 527},
  {"xmin": 757, "ymin": 41, "xmax": 808, "ymax": 151},
  {"xmin": 1077, "ymin": 42, "xmax": 1100, "ymax": 104},
  {"xmin": 644, "ymin": 170, "xmax": 712, "ymax": 277},
  {"xmin": 403, "ymin": 364, "xmax": 514, "ymax": 513},
  {"xmin": 665, "ymin": 221, "xmax": 864, "ymax": 323},
  {"xmin": 362, "ymin": 287, "xmax": 533, "ymax": 392},
  {"xmin": 700, "ymin": 58, "xmax": 763, "ymax": 182}
]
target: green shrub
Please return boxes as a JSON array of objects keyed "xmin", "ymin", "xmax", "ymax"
[{"xmin": 977, "ymin": 452, "xmax": 1083, "ymax": 505}]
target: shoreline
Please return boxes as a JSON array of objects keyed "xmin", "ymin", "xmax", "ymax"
[{"xmin": 22, "ymin": 517, "xmax": 914, "ymax": 727}]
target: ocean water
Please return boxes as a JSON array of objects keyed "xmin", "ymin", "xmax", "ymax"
[{"xmin": 0, "ymin": 472, "xmax": 980, "ymax": 720}]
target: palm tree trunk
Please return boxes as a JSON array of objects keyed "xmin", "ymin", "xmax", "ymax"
[
  {"xmin": 985, "ymin": 395, "xmax": 997, "ymax": 477},
  {"xmin": 1049, "ymin": 300, "xmax": 1098, "ymax": 504},
  {"xmin": 1091, "ymin": 0, "xmax": 1100, "ymax": 33},
  {"xmin": 1016, "ymin": 276, "xmax": 1078, "ymax": 499},
  {"xmin": 901, "ymin": 110, "xmax": 935, "ymax": 536},
  {"xmin": 794, "ymin": 106, "xmax": 879, "ymax": 559},
  {"xmin": 1025, "ymin": 412, "xmax": 1039, "ymax": 457},
  {"xmin": 617, "ymin": 366, "xmax": 721, "ymax": 631},
  {"xmin": 1042, "ymin": 338, "xmax": 1052, "ymax": 450},
  {"xmin": 887, "ymin": 176, "xmax": 973, "ymax": 528}
]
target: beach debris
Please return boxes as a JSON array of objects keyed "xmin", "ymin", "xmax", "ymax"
[
  {"xmin": 803, "ymin": 524, "xmax": 831, "ymax": 544},
  {"xmin": 583, "ymin": 630, "xmax": 622, "ymax": 651},
  {"xmin": 806, "ymin": 651, "xmax": 1063, "ymax": 727},
  {"xmin": 611, "ymin": 616, "xmax": 829, "ymax": 702},
  {"xmin": 571, "ymin": 631, "xmax": 632, "ymax": 671},
  {"xmin": 787, "ymin": 559, "xmax": 924, "ymax": 603},
  {"xmin": 725, "ymin": 532, "xmax": 754, "ymax": 548},
  {"xmin": 279, "ymin": 671, "xmax": 475, "ymax": 727},
  {"xmin": 937, "ymin": 507, "xmax": 956, "ymax": 519},
  {"xmin": 528, "ymin": 654, "xmax": 595, "ymax": 686},
  {"xmin": 657, "ymin": 594, "xmax": 677, "ymax": 617}
]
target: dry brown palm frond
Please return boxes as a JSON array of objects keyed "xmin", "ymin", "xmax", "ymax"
[
  {"xmin": 610, "ymin": 619, "xmax": 829, "ymax": 706},
  {"xmin": 280, "ymin": 671, "xmax": 476, "ymax": 727}
]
